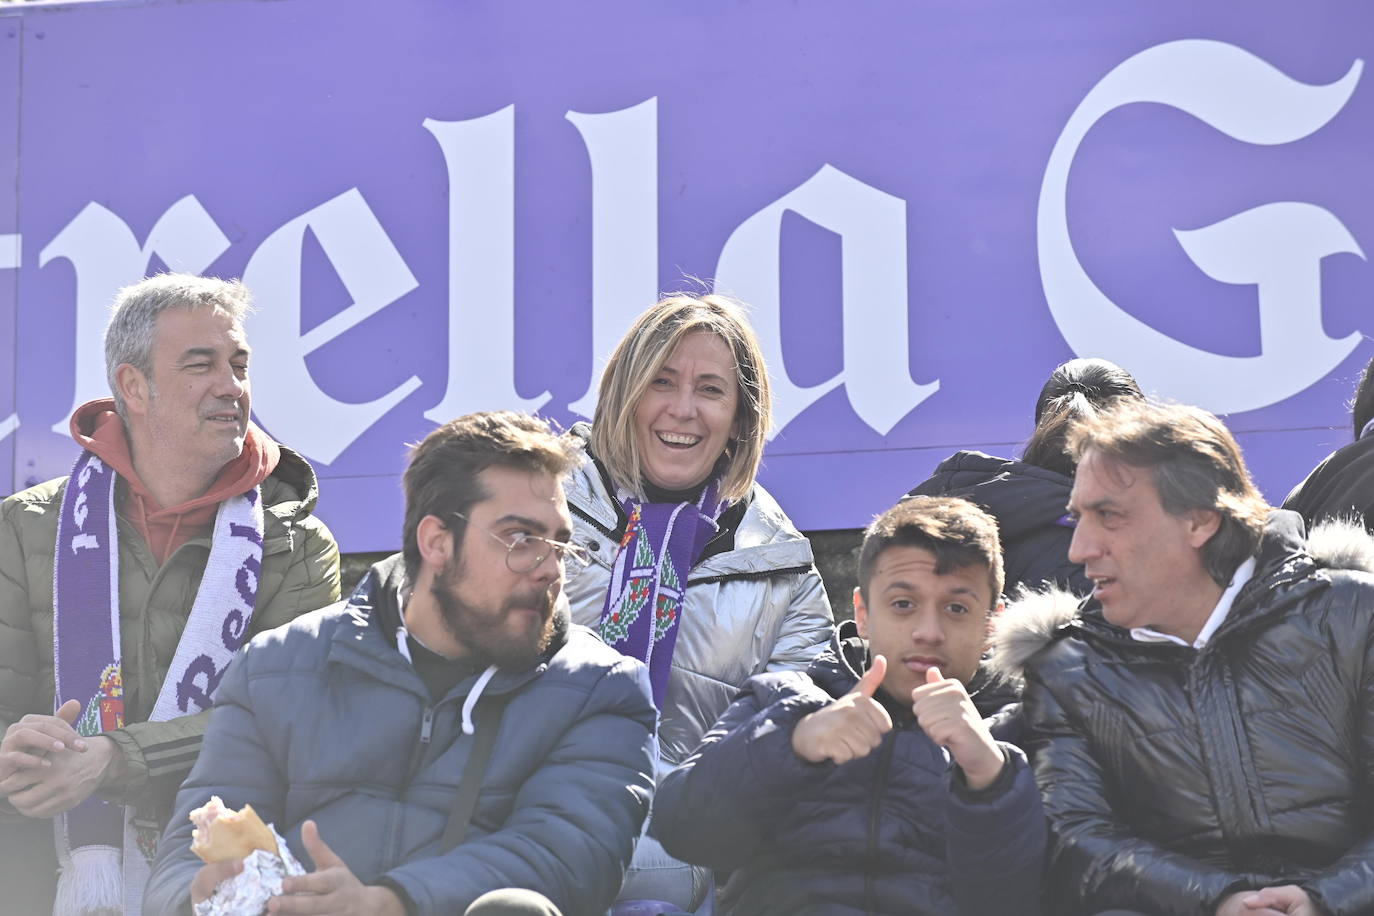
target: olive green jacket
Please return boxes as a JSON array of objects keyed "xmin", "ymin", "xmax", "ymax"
[{"xmin": 0, "ymin": 445, "xmax": 339, "ymax": 822}]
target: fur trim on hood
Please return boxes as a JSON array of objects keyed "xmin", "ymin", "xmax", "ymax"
[
  {"xmin": 1306, "ymin": 517, "xmax": 1374, "ymax": 576},
  {"xmin": 987, "ymin": 586, "xmax": 1081, "ymax": 687},
  {"xmin": 987, "ymin": 517, "xmax": 1374, "ymax": 685}
]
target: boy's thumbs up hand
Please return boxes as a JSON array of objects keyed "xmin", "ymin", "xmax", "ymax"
[
  {"xmin": 911, "ymin": 667, "xmax": 1005, "ymax": 790},
  {"xmin": 792, "ymin": 655, "xmax": 894, "ymax": 765},
  {"xmin": 853, "ymin": 654, "xmax": 887, "ymax": 698}
]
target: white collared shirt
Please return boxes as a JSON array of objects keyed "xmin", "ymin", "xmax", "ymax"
[{"xmin": 1130, "ymin": 556, "xmax": 1257, "ymax": 650}]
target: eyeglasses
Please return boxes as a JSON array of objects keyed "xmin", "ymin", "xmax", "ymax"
[{"xmin": 449, "ymin": 511, "xmax": 592, "ymax": 573}]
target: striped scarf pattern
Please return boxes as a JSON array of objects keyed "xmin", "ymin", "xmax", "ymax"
[{"xmin": 51, "ymin": 450, "xmax": 264, "ymax": 915}]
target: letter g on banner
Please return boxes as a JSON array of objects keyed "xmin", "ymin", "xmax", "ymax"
[{"xmin": 1038, "ymin": 40, "xmax": 1363, "ymax": 414}]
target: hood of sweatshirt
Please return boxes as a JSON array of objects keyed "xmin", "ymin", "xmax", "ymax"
[{"xmin": 70, "ymin": 398, "xmax": 280, "ymax": 563}]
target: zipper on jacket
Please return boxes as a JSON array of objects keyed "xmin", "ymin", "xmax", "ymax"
[
  {"xmin": 405, "ymin": 704, "xmax": 436, "ymax": 782},
  {"xmin": 569, "ymin": 501, "xmax": 620, "ymax": 540},
  {"xmin": 388, "ymin": 701, "xmax": 435, "ymax": 872},
  {"xmin": 419, "ymin": 706, "xmax": 435, "ymax": 744},
  {"xmin": 686, "ymin": 565, "xmax": 814, "ymax": 588},
  {"xmin": 864, "ymin": 735, "xmax": 898, "ymax": 916},
  {"xmin": 1193, "ymin": 657, "xmax": 1266, "ymax": 841}
]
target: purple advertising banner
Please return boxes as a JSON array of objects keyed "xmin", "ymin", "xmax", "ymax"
[
  {"xmin": 2, "ymin": 0, "xmax": 1371, "ymax": 551},
  {"xmin": 0, "ymin": 19, "xmax": 17, "ymax": 500}
]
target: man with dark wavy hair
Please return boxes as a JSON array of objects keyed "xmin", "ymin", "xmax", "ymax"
[
  {"xmin": 145, "ymin": 411, "xmax": 656, "ymax": 916},
  {"xmin": 996, "ymin": 399, "xmax": 1374, "ymax": 916}
]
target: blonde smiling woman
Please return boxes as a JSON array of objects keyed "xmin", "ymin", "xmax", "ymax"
[{"xmin": 561, "ymin": 293, "xmax": 834, "ymax": 912}]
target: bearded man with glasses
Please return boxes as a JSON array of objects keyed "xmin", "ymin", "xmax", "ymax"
[
  {"xmin": 144, "ymin": 411, "xmax": 657, "ymax": 916},
  {"xmin": 438, "ymin": 510, "xmax": 591, "ymax": 670}
]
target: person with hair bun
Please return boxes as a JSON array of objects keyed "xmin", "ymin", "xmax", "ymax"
[
  {"xmin": 909, "ymin": 357, "xmax": 1143, "ymax": 596},
  {"xmin": 562, "ymin": 292, "xmax": 833, "ymax": 912}
]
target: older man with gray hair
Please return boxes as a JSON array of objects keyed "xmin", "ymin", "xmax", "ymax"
[{"xmin": 0, "ymin": 273, "xmax": 339, "ymax": 914}]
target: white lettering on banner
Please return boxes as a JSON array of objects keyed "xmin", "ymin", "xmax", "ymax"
[
  {"xmin": 422, "ymin": 106, "xmax": 551, "ymax": 424},
  {"xmin": 565, "ymin": 98, "xmax": 659, "ymax": 419},
  {"xmin": 1, "ymin": 234, "xmax": 16, "ymax": 443},
  {"xmin": 22, "ymin": 43, "xmax": 1364, "ymax": 476},
  {"xmin": 1174, "ymin": 202, "xmax": 1363, "ymax": 385},
  {"xmin": 715, "ymin": 164, "xmax": 938, "ymax": 436},
  {"xmin": 1038, "ymin": 39, "xmax": 1364, "ymax": 414},
  {"xmin": 38, "ymin": 196, "xmax": 232, "ymax": 431},
  {"xmin": 243, "ymin": 188, "xmax": 422, "ymax": 464}
]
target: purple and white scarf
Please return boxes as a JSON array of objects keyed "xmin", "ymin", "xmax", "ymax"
[
  {"xmin": 52, "ymin": 450, "xmax": 264, "ymax": 915},
  {"xmin": 597, "ymin": 481, "xmax": 725, "ymax": 706}
]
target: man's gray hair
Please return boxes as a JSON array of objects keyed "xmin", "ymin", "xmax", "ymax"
[{"xmin": 104, "ymin": 273, "xmax": 254, "ymax": 418}]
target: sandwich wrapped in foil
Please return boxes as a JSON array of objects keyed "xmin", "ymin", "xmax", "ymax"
[{"xmin": 193, "ymin": 825, "xmax": 306, "ymax": 916}]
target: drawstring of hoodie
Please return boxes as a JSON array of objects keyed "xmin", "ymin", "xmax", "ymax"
[
  {"xmin": 460, "ymin": 665, "xmax": 499, "ymax": 735},
  {"xmin": 160, "ymin": 513, "xmax": 185, "ymax": 563},
  {"xmin": 125, "ymin": 486, "xmax": 190, "ymax": 565},
  {"xmin": 395, "ymin": 621, "xmax": 500, "ymax": 737}
]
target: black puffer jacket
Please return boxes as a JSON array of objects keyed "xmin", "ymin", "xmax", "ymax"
[
  {"xmin": 652, "ymin": 630, "xmax": 1046, "ymax": 916},
  {"xmin": 908, "ymin": 450, "xmax": 1087, "ymax": 595},
  {"xmin": 993, "ymin": 512, "xmax": 1374, "ymax": 916},
  {"xmin": 1283, "ymin": 433, "xmax": 1374, "ymax": 532}
]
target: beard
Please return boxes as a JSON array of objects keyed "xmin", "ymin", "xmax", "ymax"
[{"xmin": 430, "ymin": 556, "xmax": 556, "ymax": 669}]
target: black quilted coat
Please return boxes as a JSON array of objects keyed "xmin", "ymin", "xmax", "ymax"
[
  {"xmin": 1283, "ymin": 433, "xmax": 1374, "ymax": 532},
  {"xmin": 1001, "ymin": 512, "xmax": 1374, "ymax": 916}
]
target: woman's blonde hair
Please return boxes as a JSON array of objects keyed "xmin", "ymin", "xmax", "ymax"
[{"xmin": 590, "ymin": 293, "xmax": 772, "ymax": 503}]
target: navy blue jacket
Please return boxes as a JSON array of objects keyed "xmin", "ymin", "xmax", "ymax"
[
  {"xmin": 144, "ymin": 555, "xmax": 656, "ymax": 916},
  {"xmin": 651, "ymin": 637, "xmax": 1047, "ymax": 916}
]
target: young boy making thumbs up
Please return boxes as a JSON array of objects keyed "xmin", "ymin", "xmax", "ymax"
[{"xmin": 652, "ymin": 496, "xmax": 1046, "ymax": 916}]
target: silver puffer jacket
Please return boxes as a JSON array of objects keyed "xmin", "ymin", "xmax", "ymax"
[{"xmin": 562, "ymin": 430, "xmax": 835, "ymax": 772}]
